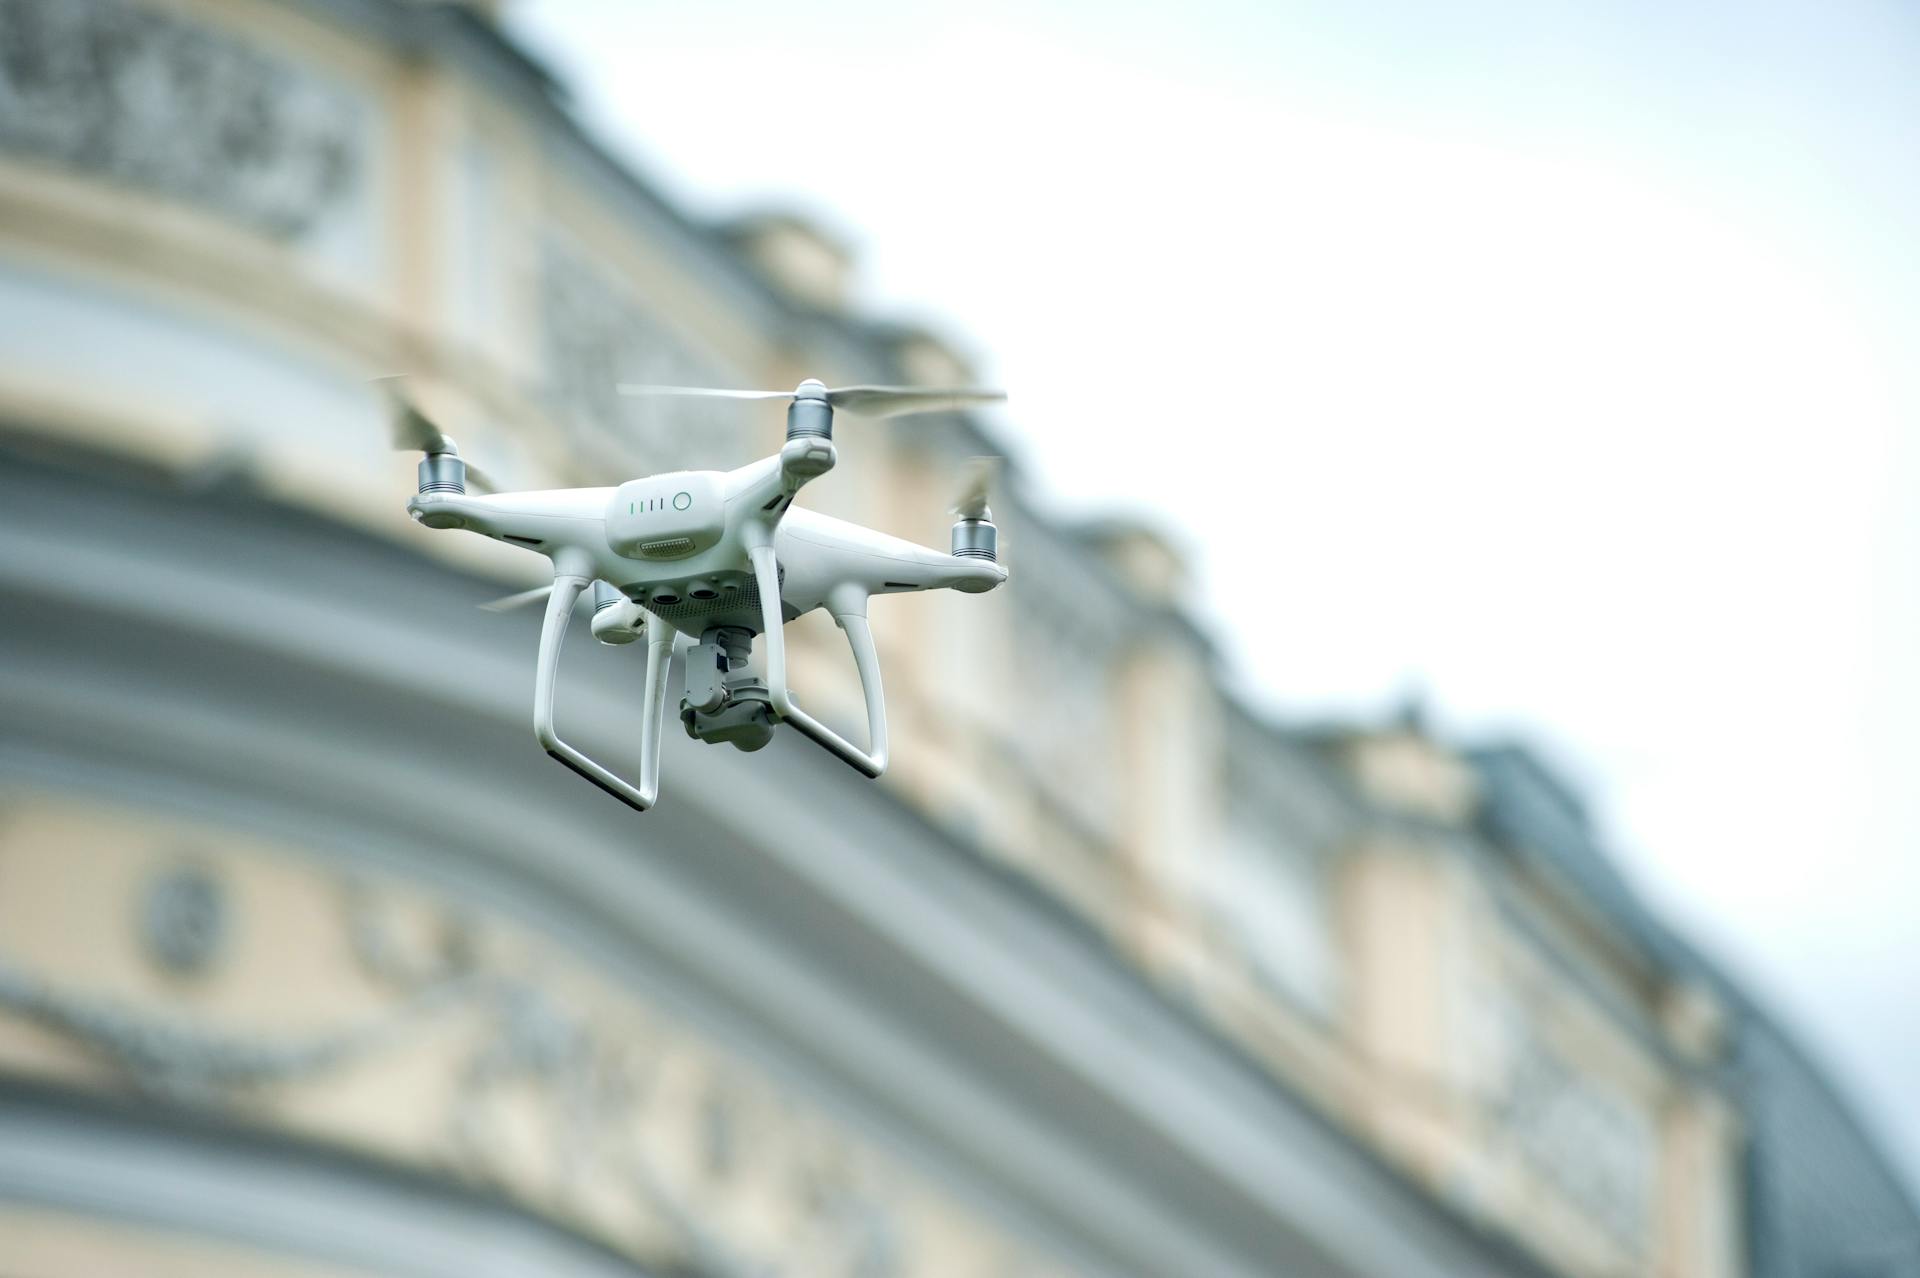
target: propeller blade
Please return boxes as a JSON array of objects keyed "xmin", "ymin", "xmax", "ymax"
[
  {"xmin": 612, "ymin": 381, "xmax": 1007, "ymax": 419},
  {"xmin": 378, "ymin": 375, "xmax": 499, "ymax": 492},
  {"xmin": 827, "ymin": 386, "xmax": 1007, "ymax": 418},
  {"xmin": 951, "ymin": 455, "xmax": 1001, "ymax": 520},
  {"xmin": 478, "ymin": 584, "xmax": 557, "ymax": 613},
  {"xmin": 459, "ymin": 460, "xmax": 499, "ymax": 495},
  {"xmin": 376, "ymin": 376, "xmax": 454, "ymax": 454},
  {"xmin": 616, "ymin": 385, "xmax": 792, "ymax": 402}
]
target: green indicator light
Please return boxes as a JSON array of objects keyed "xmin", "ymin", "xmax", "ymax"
[{"xmin": 629, "ymin": 502, "xmax": 634, "ymax": 514}]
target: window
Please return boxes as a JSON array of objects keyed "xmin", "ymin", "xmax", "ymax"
[{"xmin": 1200, "ymin": 820, "xmax": 1338, "ymax": 1018}]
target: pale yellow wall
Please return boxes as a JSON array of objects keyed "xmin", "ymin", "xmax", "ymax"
[
  {"xmin": 1112, "ymin": 639, "xmax": 1224, "ymax": 975},
  {"xmin": 0, "ymin": 1207, "xmax": 386, "ymax": 1278},
  {"xmin": 1331, "ymin": 817, "xmax": 1742, "ymax": 1278}
]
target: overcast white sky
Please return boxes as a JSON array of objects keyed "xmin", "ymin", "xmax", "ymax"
[{"xmin": 506, "ymin": 0, "xmax": 1920, "ymax": 1191}]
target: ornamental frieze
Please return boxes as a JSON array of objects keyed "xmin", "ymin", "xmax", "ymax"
[
  {"xmin": 0, "ymin": 0, "xmax": 361, "ymax": 239},
  {"xmin": 0, "ymin": 796, "xmax": 1056, "ymax": 1278}
]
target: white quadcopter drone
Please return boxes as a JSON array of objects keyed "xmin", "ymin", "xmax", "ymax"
[{"xmin": 392, "ymin": 377, "xmax": 1007, "ymax": 811}]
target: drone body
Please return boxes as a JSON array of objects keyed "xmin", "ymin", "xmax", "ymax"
[{"xmin": 397, "ymin": 378, "xmax": 1006, "ymax": 811}]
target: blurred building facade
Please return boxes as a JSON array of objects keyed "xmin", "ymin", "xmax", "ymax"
[{"xmin": 0, "ymin": 2, "xmax": 1913, "ymax": 1276}]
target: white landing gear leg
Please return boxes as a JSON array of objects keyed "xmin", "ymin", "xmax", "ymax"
[
  {"xmin": 747, "ymin": 545, "xmax": 889, "ymax": 779},
  {"xmin": 534, "ymin": 575, "xmax": 674, "ymax": 810}
]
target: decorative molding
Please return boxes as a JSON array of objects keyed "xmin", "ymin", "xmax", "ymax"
[
  {"xmin": 0, "ymin": 815, "xmax": 1048, "ymax": 1278},
  {"xmin": 0, "ymin": 951, "xmax": 473, "ymax": 1107},
  {"xmin": 0, "ymin": 0, "xmax": 362, "ymax": 240},
  {"xmin": 139, "ymin": 861, "xmax": 229, "ymax": 977}
]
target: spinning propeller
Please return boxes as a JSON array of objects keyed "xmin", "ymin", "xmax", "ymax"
[
  {"xmin": 947, "ymin": 456, "xmax": 1002, "ymax": 566},
  {"xmin": 380, "ymin": 376, "xmax": 498, "ymax": 494},
  {"xmin": 951, "ymin": 455, "xmax": 999, "ymax": 521},
  {"xmin": 480, "ymin": 584, "xmax": 557, "ymax": 612},
  {"xmin": 619, "ymin": 378, "xmax": 1003, "ymax": 444},
  {"xmin": 481, "ymin": 580, "xmax": 635, "ymax": 655},
  {"xmin": 617, "ymin": 379, "xmax": 1005, "ymax": 420}
]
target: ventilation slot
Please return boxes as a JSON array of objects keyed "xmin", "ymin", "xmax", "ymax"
[{"xmin": 644, "ymin": 567, "xmax": 787, "ymax": 625}]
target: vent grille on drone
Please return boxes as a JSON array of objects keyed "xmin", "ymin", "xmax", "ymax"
[
  {"xmin": 641, "ymin": 566, "xmax": 800, "ymax": 626},
  {"xmin": 638, "ymin": 537, "xmax": 697, "ymax": 559}
]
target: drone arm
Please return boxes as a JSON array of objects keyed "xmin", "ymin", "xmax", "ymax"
[
  {"xmin": 534, "ymin": 575, "xmax": 669, "ymax": 811},
  {"xmin": 748, "ymin": 544, "xmax": 889, "ymax": 779},
  {"xmin": 719, "ymin": 442, "xmax": 836, "ymax": 527}
]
